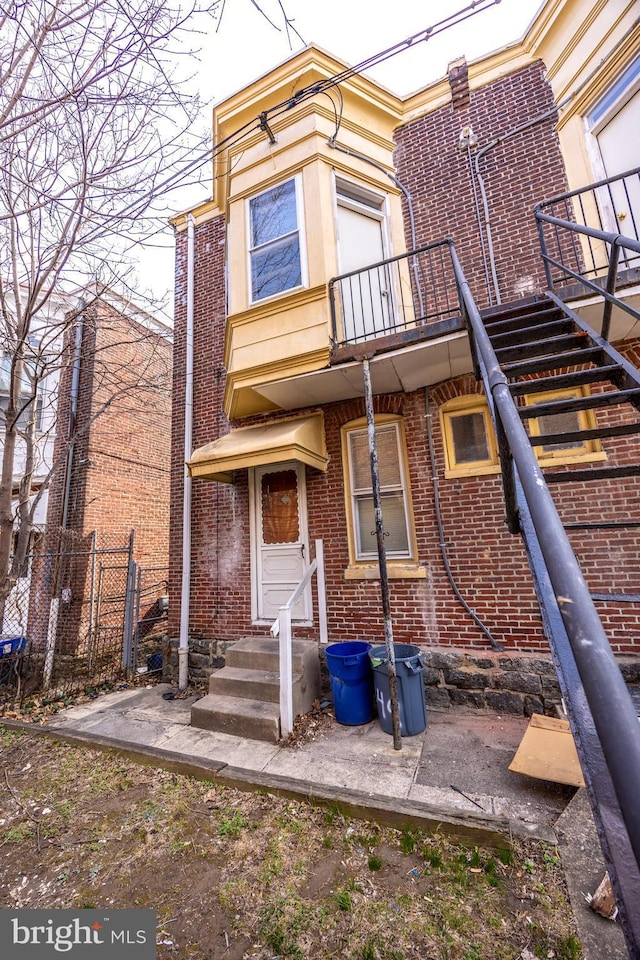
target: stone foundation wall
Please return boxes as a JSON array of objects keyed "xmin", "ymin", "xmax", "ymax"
[{"xmin": 164, "ymin": 638, "xmax": 640, "ymax": 718}]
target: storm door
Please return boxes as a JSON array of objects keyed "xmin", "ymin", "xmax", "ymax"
[
  {"xmin": 251, "ymin": 463, "xmax": 311, "ymax": 623},
  {"xmin": 336, "ymin": 184, "xmax": 393, "ymax": 343},
  {"xmin": 589, "ymin": 56, "xmax": 640, "ymax": 256}
]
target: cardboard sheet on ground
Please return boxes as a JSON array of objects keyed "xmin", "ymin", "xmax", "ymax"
[{"xmin": 509, "ymin": 713, "xmax": 585, "ymax": 787}]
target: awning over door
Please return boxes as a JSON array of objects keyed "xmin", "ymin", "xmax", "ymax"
[{"xmin": 187, "ymin": 413, "xmax": 328, "ymax": 482}]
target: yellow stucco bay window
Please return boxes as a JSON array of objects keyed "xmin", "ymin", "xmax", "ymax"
[
  {"xmin": 248, "ymin": 177, "xmax": 306, "ymax": 304},
  {"xmin": 188, "ymin": 413, "xmax": 328, "ymax": 483}
]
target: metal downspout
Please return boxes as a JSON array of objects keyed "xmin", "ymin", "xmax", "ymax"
[
  {"xmin": 61, "ymin": 301, "xmax": 85, "ymax": 530},
  {"xmin": 424, "ymin": 388, "xmax": 503, "ymax": 651},
  {"xmin": 179, "ymin": 214, "xmax": 195, "ymax": 690}
]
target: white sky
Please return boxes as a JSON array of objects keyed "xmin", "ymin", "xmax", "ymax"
[{"xmin": 138, "ymin": 0, "xmax": 544, "ymax": 311}]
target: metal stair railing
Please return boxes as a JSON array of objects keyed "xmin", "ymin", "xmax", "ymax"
[
  {"xmin": 535, "ymin": 209, "xmax": 640, "ymax": 343},
  {"xmin": 447, "ymin": 239, "xmax": 640, "ymax": 956},
  {"xmin": 270, "ymin": 539, "xmax": 327, "ymax": 738}
]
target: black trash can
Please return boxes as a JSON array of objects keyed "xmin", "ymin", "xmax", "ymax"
[
  {"xmin": 369, "ymin": 643, "xmax": 427, "ymax": 736},
  {"xmin": 325, "ymin": 641, "xmax": 374, "ymax": 725}
]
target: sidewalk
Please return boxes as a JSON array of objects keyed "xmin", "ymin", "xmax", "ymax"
[
  {"xmin": 41, "ymin": 683, "xmax": 568, "ymax": 840},
  {"xmin": 3, "ymin": 682, "xmax": 627, "ymax": 959}
]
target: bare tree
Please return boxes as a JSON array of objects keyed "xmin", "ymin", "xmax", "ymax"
[{"xmin": 0, "ymin": 0, "xmax": 297, "ymax": 609}]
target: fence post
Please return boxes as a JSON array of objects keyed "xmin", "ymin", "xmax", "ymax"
[{"xmin": 122, "ymin": 530, "xmax": 136, "ymax": 675}]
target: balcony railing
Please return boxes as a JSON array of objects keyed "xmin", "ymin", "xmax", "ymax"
[
  {"xmin": 329, "ymin": 239, "xmax": 461, "ymax": 350},
  {"xmin": 535, "ymin": 166, "xmax": 640, "ymax": 292}
]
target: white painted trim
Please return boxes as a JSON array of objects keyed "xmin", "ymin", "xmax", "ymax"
[{"xmin": 249, "ymin": 460, "xmax": 312, "ymax": 625}]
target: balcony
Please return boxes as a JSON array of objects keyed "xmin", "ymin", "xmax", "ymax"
[
  {"xmin": 329, "ymin": 239, "xmax": 464, "ymax": 359},
  {"xmin": 535, "ymin": 166, "xmax": 640, "ymax": 343},
  {"xmin": 246, "ymin": 240, "xmax": 471, "ymax": 413}
]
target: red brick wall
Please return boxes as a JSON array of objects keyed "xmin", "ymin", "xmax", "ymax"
[
  {"xmin": 394, "ymin": 61, "xmax": 569, "ymax": 308},
  {"xmin": 169, "ymin": 63, "xmax": 640, "ymax": 658},
  {"xmin": 174, "ymin": 376, "xmax": 640, "ymax": 654},
  {"xmin": 169, "ymin": 216, "xmax": 229, "ymax": 638},
  {"xmin": 48, "ymin": 298, "xmax": 172, "ymax": 566}
]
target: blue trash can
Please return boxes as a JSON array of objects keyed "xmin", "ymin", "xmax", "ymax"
[
  {"xmin": 369, "ymin": 643, "xmax": 427, "ymax": 736},
  {"xmin": 325, "ymin": 641, "xmax": 374, "ymax": 725}
]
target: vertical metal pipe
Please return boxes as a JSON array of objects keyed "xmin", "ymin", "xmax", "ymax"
[
  {"xmin": 362, "ymin": 359, "xmax": 402, "ymax": 750},
  {"xmin": 87, "ymin": 529, "xmax": 97, "ymax": 669},
  {"xmin": 179, "ymin": 214, "xmax": 195, "ymax": 690}
]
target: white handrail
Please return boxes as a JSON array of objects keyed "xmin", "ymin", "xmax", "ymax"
[{"xmin": 270, "ymin": 539, "xmax": 327, "ymax": 737}]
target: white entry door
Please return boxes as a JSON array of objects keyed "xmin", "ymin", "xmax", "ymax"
[
  {"xmin": 597, "ymin": 90, "xmax": 640, "ymax": 241},
  {"xmin": 251, "ymin": 463, "xmax": 311, "ymax": 623},
  {"xmin": 336, "ymin": 194, "xmax": 393, "ymax": 342},
  {"xmin": 589, "ymin": 58, "xmax": 640, "ymax": 247}
]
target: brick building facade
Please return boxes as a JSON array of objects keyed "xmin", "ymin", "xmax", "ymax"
[
  {"xmin": 48, "ymin": 293, "xmax": 172, "ymax": 562},
  {"xmin": 25, "ymin": 291, "xmax": 174, "ymax": 655},
  {"xmin": 169, "ymin": 19, "xmax": 640, "ymax": 708}
]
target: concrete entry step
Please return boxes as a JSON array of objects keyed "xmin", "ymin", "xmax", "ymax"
[
  {"xmin": 209, "ymin": 665, "xmax": 290, "ymax": 703},
  {"xmin": 191, "ymin": 636, "xmax": 322, "ymax": 743},
  {"xmin": 226, "ymin": 635, "xmax": 317, "ymax": 672},
  {"xmin": 191, "ymin": 693, "xmax": 281, "ymax": 742}
]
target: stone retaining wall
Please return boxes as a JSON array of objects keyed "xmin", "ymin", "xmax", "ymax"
[{"xmin": 164, "ymin": 638, "xmax": 640, "ymax": 718}]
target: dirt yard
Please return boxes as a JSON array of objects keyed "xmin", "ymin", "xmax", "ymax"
[{"xmin": 0, "ymin": 725, "xmax": 582, "ymax": 959}]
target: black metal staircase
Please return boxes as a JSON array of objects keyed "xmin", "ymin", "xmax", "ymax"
[
  {"xmin": 484, "ymin": 293, "xmax": 640, "ymax": 488},
  {"xmin": 449, "ymin": 191, "xmax": 640, "ymax": 956}
]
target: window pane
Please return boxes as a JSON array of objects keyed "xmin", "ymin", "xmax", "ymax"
[
  {"xmin": 250, "ymin": 180, "xmax": 297, "ymax": 247},
  {"xmin": 251, "ymin": 235, "xmax": 301, "ymax": 301},
  {"xmin": 261, "ymin": 470, "xmax": 299, "ymax": 544},
  {"xmin": 450, "ymin": 411, "xmax": 490, "ymax": 464},
  {"xmin": 355, "ymin": 493, "xmax": 409, "ymax": 557},
  {"xmin": 537, "ymin": 409, "xmax": 583, "ymax": 452},
  {"xmin": 350, "ymin": 425, "xmax": 401, "ymax": 490}
]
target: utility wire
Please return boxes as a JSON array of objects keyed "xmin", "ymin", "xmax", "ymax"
[{"xmin": 171, "ymin": 0, "xmax": 503, "ymax": 207}]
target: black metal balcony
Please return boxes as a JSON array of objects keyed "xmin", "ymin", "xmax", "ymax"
[
  {"xmin": 328, "ymin": 239, "xmax": 461, "ymax": 355},
  {"xmin": 535, "ymin": 166, "xmax": 640, "ymax": 292}
]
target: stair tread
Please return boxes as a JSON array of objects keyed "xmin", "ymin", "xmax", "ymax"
[
  {"xmin": 519, "ymin": 387, "xmax": 640, "ymax": 419},
  {"xmin": 226, "ymin": 636, "xmax": 317, "ymax": 670},
  {"xmin": 191, "ymin": 694, "xmax": 281, "ymax": 743},
  {"xmin": 546, "ymin": 463, "xmax": 640, "ymax": 483},
  {"xmin": 508, "ymin": 365, "xmax": 622, "ymax": 394},
  {"xmin": 212, "ymin": 665, "xmax": 302, "ymax": 683},
  {"xmin": 193, "ymin": 693, "xmax": 280, "ymax": 718},
  {"xmin": 495, "ymin": 333, "xmax": 590, "ymax": 363},
  {"xmin": 503, "ymin": 346, "xmax": 605, "ymax": 377},
  {"xmin": 490, "ymin": 319, "xmax": 574, "ymax": 348}
]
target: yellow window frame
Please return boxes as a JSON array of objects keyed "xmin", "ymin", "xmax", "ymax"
[
  {"xmin": 340, "ymin": 415, "xmax": 425, "ymax": 580},
  {"xmin": 440, "ymin": 395, "xmax": 500, "ymax": 478},
  {"xmin": 524, "ymin": 386, "xmax": 606, "ymax": 466}
]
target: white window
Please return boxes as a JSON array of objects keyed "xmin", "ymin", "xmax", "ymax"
[
  {"xmin": 0, "ymin": 353, "xmax": 43, "ymax": 432},
  {"xmin": 248, "ymin": 177, "xmax": 304, "ymax": 303},
  {"xmin": 344, "ymin": 419, "xmax": 412, "ymax": 561}
]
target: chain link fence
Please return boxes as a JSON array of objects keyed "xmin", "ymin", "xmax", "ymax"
[{"xmin": 0, "ymin": 526, "xmax": 168, "ymax": 714}]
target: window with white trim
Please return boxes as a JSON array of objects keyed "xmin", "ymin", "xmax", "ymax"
[
  {"xmin": 0, "ymin": 352, "xmax": 43, "ymax": 433},
  {"xmin": 248, "ymin": 177, "xmax": 304, "ymax": 303},
  {"xmin": 343, "ymin": 418, "xmax": 412, "ymax": 562}
]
